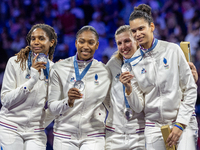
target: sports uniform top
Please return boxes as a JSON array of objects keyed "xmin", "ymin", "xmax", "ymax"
[
  {"xmin": 0, "ymin": 55, "xmax": 54, "ymax": 131},
  {"xmin": 48, "ymin": 56, "xmax": 111, "ymax": 139},
  {"xmin": 105, "ymin": 56, "xmax": 145, "ymax": 134},
  {"xmin": 131, "ymin": 39, "xmax": 197, "ymax": 126}
]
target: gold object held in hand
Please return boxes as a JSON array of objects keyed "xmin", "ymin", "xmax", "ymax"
[{"xmin": 180, "ymin": 41, "xmax": 191, "ymax": 62}]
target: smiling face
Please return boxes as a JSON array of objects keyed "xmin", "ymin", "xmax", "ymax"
[
  {"xmin": 75, "ymin": 30, "xmax": 99, "ymax": 61},
  {"xmin": 30, "ymin": 28, "xmax": 55, "ymax": 55},
  {"xmin": 129, "ymin": 18, "xmax": 154, "ymax": 49},
  {"xmin": 115, "ymin": 31, "xmax": 137, "ymax": 59}
]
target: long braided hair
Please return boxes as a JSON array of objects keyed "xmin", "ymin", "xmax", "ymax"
[{"xmin": 15, "ymin": 24, "xmax": 57, "ymax": 70}]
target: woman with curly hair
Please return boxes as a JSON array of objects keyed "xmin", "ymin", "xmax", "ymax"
[{"xmin": 0, "ymin": 24, "xmax": 57, "ymax": 150}]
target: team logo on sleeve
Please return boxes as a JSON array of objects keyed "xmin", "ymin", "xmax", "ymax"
[
  {"xmin": 163, "ymin": 58, "xmax": 169, "ymax": 69},
  {"xmin": 141, "ymin": 68, "xmax": 146, "ymax": 74},
  {"xmin": 70, "ymin": 77, "xmax": 76, "ymax": 82},
  {"xmin": 94, "ymin": 74, "xmax": 99, "ymax": 85}
]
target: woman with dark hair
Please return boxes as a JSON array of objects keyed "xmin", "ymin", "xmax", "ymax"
[
  {"xmin": 0, "ymin": 24, "xmax": 57, "ymax": 150},
  {"xmin": 48, "ymin": 25, "xmax": 110, "ymax": 150},
  {"xmin": 128, "ymin": 4, "xmax": 198, "ymax": 150}
]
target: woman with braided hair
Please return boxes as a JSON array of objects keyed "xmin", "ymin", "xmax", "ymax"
[{"xmin": 0, "ymin": 24, "xmax": 57, "ymax": 150}]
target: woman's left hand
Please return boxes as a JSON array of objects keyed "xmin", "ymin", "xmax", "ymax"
[
  {"xmin": 188, "ymin": 62, "xmax": 198, "ymax": 83},
  {"xmin": 166, "ymin": 125, "xmax": 183, "ymax": 147}
]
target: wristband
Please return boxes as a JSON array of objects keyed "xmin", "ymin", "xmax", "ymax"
[
  {"xmin": 176, "ymin": 123, "xmax": 184, "ymax": 129},
  {"xmin": 174, "ymin": 124, "xmax": 183, "ymax": 131}
]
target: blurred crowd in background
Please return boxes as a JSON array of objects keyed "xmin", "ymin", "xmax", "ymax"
[{"xmin": 0, "ymin": 0, "xmax": 200, "ymax": 149}]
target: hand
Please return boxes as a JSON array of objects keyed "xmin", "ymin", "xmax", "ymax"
[
  {"xmin": 68, "ymin": 88, "xmax": 82, "ymax": 107},
  {"xmin": 119, "ymin": 72, "xmax": 134, "ymax": 95},
  {"xmin": 167, "ymin": 125, "xmax": 183, "ymax": 147},
  {"xmin": 32, "ymin": 54, "xmax": 47, "ymax": 73},
  {"xmin": 188, "ymin": 62, "xmax": 198, "ymax": 83}
]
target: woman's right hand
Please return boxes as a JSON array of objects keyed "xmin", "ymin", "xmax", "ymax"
[
  {"xmin": 68, "ymin": 88, "xmax": 82, "ymax": 107},
  {"xmin": 119, "ymin": 72, "xmax": 134, "ymax": 95},
  {"xmin": 32, "ymin": 54, "xmax": 47, "ymax": 73}
]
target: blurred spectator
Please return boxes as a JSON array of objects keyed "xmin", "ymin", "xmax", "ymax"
[
  {"xmin": 103, "ymin": 0, "xmax": 119, "ymax": 36},
  {"xmin": 44, "ymin": 7, "xmax": 54, "ymax": 26},
  {"xmin": 11, "ymin": 33, "xmax": 26, "ymax": 54},
  {"xmin": 60, "ymin": 4, "xmax": 76, "ymax": 35},
  {"xmin": 80, "ymin": 0, "xmax": 94, "ymax": 25},
  {"xmin": 182, "ymin": 1, "xmax": 195, "ymax": 24},
  {"xmin": 185, "ymin": 21, "xmax": 200, "ymax": 57},
  {"xmin": 70, "ymin": 0, "xmax": 84, "ymax": 30},
  {"xmin": 102, "ymin": 37, "xmax": 117, "ymax": 59},
  {"xmin": 0, "ymin": 0, "xmax": 10, "ymax": 23},
  {"xmin": 89, "ymin": 11, "xmax": 108, "ymax": 61},
  {"xmin": 119, "ymin": 0, "xmax": 142, "ymax": 24},
  {"xmin": 89, "ymin": 12, "xmax": 106, "ymax": 37}
]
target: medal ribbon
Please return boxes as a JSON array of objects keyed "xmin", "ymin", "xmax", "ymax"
[
  {"xmin": 27, "ymin": 52, "xmax": 50, "ymax": 80},
  {"xmin": 123, "ymin": 84, "xmax": 130, "ymax": 108},
  {"xmin": 121, "ymin": 61, "xmax": 131, "ymax": 109},
  {"xmin": 73, "ymin": 55, "xmax": 93, "ymax": 81},
  {"xmin": 124, "ymin": 38, "xmax": 158, "ymax": 66}
]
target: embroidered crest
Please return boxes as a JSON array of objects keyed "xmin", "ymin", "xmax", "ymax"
[
  {"xmin": 115, "ymin": 73, "xmax": 120, "ymax": 79},
  {"xmin": 94, "ymin": 74, "xmax": 99, "ymax": 85},
  {"xmin": 141, "ymin": 68, "xmax": 146, "ymax": 74},
  {"xmin": 163, "ymin": 58, "xmax": 169, "ymax": 69},
  {"xmin": 26, "ymin": 74, "xmax": 31, "ymax": 79},
  {"xmin": 70, "ymin": 77, "xmax": 76, "ymax": 82}
]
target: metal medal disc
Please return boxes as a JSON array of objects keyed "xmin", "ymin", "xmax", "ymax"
[
  {"xmin": 36, "ymin": 53, "xmax": 48, "ymax": 63},
  {"xmin": 124, "ymin": 108, "xmax": 134, "ymax": 121},
  {"xmin": 121, "ymin": 63, "xmax": 132, "ymax": 72},
  {"xmin": 74, "ymin": 80, "xmax": 85, "ymax": 91}
]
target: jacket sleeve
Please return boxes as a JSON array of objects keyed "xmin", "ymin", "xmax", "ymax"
[
  {"xmin": 48, "ymin": 68, "xmax": 70, "ymax": 116},
  {"xmin": 176, "ymin": 45, "xmax": 197, "ymax": 126},
  {"xmin": 102, "ymin": 66, "xmax": 112, "ymax": 111},
  {"xmin": 1, "ymin": 58, "xmax": 39, "ymax": 109},
  {"xmin": 125, "ymin": 76, "xmax": 144, "ymax": 113}
]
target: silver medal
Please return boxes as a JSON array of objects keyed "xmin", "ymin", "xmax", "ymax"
[
  {"xmin": 74, "ymin": 80, "xmax": 85, "ymax": 91},
  {"xmin": 124, "ymin": 108, "xmax": 134, "ymax": 121},
  {"xmin": 36, "ymin": 53, "xmax": 48, "ymax": 63},
  {"xmin": 121, "ymin": 63, "xmax": 132, "ymax": 72}
]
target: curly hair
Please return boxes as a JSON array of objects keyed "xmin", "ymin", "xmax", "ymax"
[{"xmin": 15, "ymin": 24, "xmax": 58, "ymax": 70}]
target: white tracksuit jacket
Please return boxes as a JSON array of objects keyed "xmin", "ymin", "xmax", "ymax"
[
  {"xmin": 130, "ymin": 39, "xmax": 197, "ymax": 126},
  {"xmin": 105, "ymin": 56, "xmax": 145, "ymax": 134},
  {"xmin": 0, "ymin": 56, "xmax": 54, "ymax": 131},
  {"xmin": 48, "ymin": 56, "xmax": 111, "ymax": 139}
]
